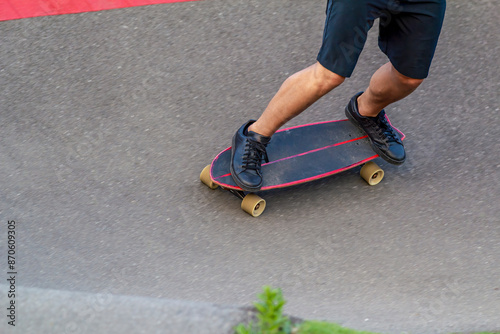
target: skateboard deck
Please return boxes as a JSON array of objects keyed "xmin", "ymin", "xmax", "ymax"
[{"xmin": 200, "ymin": 117, "xmax": 405, "ymax": 217}]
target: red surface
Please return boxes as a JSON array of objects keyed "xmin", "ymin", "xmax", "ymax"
[{"xmin": 1, "ymin": 0, "xmax": 200, "ymax": 21}]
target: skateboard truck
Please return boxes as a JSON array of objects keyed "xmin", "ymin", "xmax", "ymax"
[
  {"xmin": 200, "ymin": 165, "xmax": 266, "ymax": 217},
  {"xmin": 201, "ymin": 160, "xmax": 384, "ymax": 217}
]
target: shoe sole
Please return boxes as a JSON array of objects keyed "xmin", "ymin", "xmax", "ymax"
[{"xmin": 345, "ymin": 109, "xmax": 405, "ymax": 166}]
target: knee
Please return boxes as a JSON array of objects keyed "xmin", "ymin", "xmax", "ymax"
[
  {"xmin": 392, "ymin": 67, "xmax": 424, "ymax": 90},
  {"xmin": 313, "ymin": 62, "xmax": 345, "ymax": 94},
  {"xmin": 399, "ymin": 76, "xmax": 424, "ymax": 90}
]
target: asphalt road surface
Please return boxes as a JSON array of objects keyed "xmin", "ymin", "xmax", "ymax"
[{"xmin": 1, "ymin": 0, "xmax": 499, "ymax": 333}]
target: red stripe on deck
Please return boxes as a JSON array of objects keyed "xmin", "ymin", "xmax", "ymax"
[
  {"xmin": 213, "ymin": 135, "xmax": 369, "ymax": 180},
  {"xmin": 1, "ymin": 0, "xmax": 200, "ymax": 21},
  {"xmin": 264, "ymin": 135, "xmax": 368, "ymax": 166},
  {"xmin": 263, "ymin": 155, "xmax": 378, "ymax": 190}
]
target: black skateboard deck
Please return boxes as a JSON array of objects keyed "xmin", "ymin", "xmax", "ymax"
[{"xmin": 200, "ymin": 117, "xmax": 405, "ymax": 216}]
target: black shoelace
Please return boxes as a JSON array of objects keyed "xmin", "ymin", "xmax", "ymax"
[
  {"xmin": 242, "ymin": 139, "xmax": 269, "ymax": 172},
  {"xmin": 376, "ymin": 116, "xmax": 401, "ymax": 144}
]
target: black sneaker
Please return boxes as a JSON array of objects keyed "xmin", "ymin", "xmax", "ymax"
[
  {"xmin": 230, "ymin": 120, "xmax": 271, "ymax": 191},
  {"xmin": 345, "ymin": 92, "xmax": 406, "ymax": 165}
]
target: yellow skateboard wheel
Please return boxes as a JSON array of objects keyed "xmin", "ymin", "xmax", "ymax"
[
  {"xmin": 241, "ymin": 194, "xmax": 266, "ymax": 217},
  {"xmin": 200, "ymin": 165, "xmax": 218, "ymax": 189},
  {"xmin": 360, "ymin": 161, "xmax": 384, "ymax": 186}
]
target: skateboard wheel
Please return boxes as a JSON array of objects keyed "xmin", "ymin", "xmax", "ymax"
[
  {"xmin": 360, "ymin": 161, "xmax": 384, "ymax": 186},
  {"xmin": 241, "ymin": 194, "xmax": 266, "ymax": 217},
  {"xmin": 200, "ymin": 165, "xmax": 218, "ymax": 189}
]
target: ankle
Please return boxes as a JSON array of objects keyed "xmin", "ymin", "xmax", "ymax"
[
  {"xmin": 356, "ymin": 93, "xmax": 381, "ymax": 118},
  {"xmin": 248, "ymin": 123, "xmax": 272, "ymax": 138}
]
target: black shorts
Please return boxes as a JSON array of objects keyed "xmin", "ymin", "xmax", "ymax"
[{"xmin": 317, "ymin": 0, "xmax": 446, "ymax": 79}]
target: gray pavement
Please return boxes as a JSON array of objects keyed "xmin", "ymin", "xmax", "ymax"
[
  {"xmin": 1, "ymin": 0, "xmax": 499, "ymax": 333},
  {"xmin": 0, "ymin": 284, "xmax": 257, "ymax": 334}
]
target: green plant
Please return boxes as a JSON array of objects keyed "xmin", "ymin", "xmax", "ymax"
[
  {"xmin": 235, "ymin": 286, "xmax": 292, "ymax": 334},
  {"xmin": 236, "ymin": 286, "xmax": 499, "ymax": 334},
  {"xmin": 296, "ymin": 320, "xmax": 379, "ymax": 334}
]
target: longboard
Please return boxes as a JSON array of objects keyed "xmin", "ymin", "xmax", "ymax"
[{"xmin": 200, "ymin": 118, "xmax": 405, "ymax": 217}]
